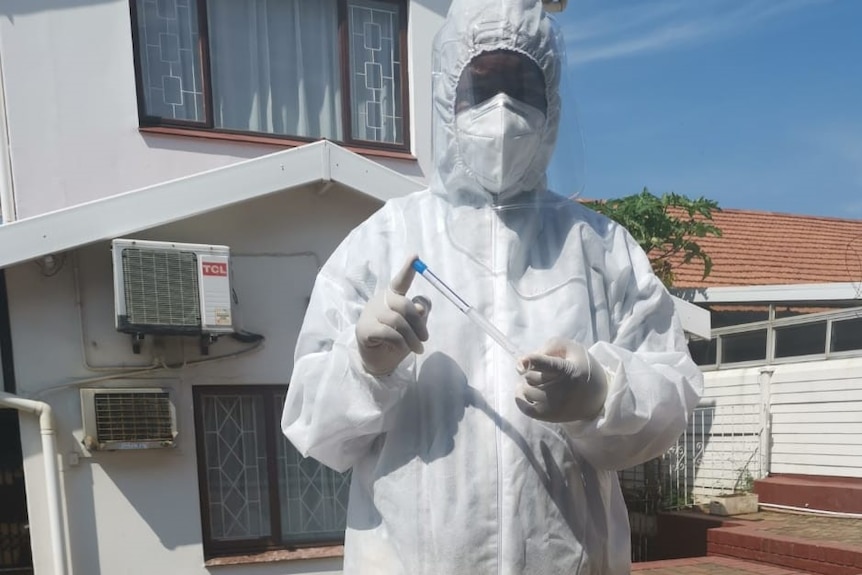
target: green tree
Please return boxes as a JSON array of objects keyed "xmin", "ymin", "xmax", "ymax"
[{"xmin": 583, "ymin": 188, "xmax": 722, "ymax": 287}]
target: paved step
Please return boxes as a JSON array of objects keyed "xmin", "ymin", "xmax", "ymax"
[
  {"xmin": 634, "ymin": 556, "xmax": 816, "ymax": 574},
  {"xmin": 754, "ymin": 474, "xmax": 862, "ymax": 515},
  {"xmin": 656, "ymin": 510, "xmax": 746, "ymax": 559},
  {"xmin": 654, "ymin": 509, "xmax": 862, "ymax": 574},
  {"xmin": 708, "ymin": 521, "xmax": 862, "ymax": 575}
]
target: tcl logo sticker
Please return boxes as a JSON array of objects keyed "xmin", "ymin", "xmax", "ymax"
[{"xmin": 202, "ymin": 262, "xmax": 228, "ymax": 276}]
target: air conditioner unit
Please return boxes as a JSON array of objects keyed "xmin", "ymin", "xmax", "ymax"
[
  {"xmin": 80, "ymin": 388, "xmax": 177, "ymax": 451},
  {"xmin": 112, "ymin": 239, "xmax": 233, "ymax": 342}
]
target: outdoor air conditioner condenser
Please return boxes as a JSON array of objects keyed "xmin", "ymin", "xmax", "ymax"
[
  {"xmin": 80, "ymin": 387, "xmax": 177, "ymax": 451},
  {"xmin": 111, "ymin": 239, "xmax": 233, "ymax": 349}
]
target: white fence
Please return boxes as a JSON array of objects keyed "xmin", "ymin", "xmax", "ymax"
[
  {"xmin": 621, "ymin": 403, "xmax": 763, "ymax": 561},
  {"xmin": 619, "ymin": 403, "xmax": 762, "ymax": 512},
  {"xmin": 622, "ymin": 306, "xmax": 862, "ymax": 561}
]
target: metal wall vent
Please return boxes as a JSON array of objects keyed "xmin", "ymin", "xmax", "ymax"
[
  {"xmin": 121, "ymin": 247, "xmax": 201, "ymax": 328},
  {"xmin": 81, "ymin": 388, "xmax": 177, "ymax": 451}
]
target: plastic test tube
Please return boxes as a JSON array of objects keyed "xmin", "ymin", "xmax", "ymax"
[{"xmin": 411, "ymin": 258, "xmax": 526, "ymax": 364}]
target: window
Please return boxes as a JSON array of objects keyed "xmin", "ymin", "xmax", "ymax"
[
  {"xmin": 720, "ymin": 329, "xmax": 767, "ymax": 364},
  {"xmin": 193, "ymin": 386, "xmax": 350, "ymax": 558},
  {"xmin": 707, "ymin": 305, "xmax": 769, "ymax": 329},
  {"xmin": 774, "ymin": 321, "xmax": 826, "ymax": 358},
  {"xmin": 692, "ymin": 306, "xmax": 862, "ymax": 370},
  {"xmin": 688, "ymin": 336, "xmax": 717, "ymax": 366},
  {"xmin": 130, "ymin": 0, "xmax": 409, "ymax": 150},
  {"xmin": 831, "ymin": 316, "xmax": 862, "ymax": 352}
]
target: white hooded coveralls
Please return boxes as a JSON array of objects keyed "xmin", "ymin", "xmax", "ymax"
[{"xmin": 282, "ymin": 1, "xmax": 703, "ymax": 573}]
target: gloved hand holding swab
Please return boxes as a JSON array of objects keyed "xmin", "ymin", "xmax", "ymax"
[{"xmin": 411, "ymin": 257, "xmax": 527, "ymax": 372}]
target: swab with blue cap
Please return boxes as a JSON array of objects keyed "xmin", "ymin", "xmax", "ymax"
[{"xmin": 412, "ymin": 257, "xmax": 527, "ymax": 371}]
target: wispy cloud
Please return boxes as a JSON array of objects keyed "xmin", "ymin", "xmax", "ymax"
[
  {"xmin": 843, "ymin": 201, "xmax": 862, "ymax": 217},
  {"xmin": 804, "ymin": 122, "xmax": 862, "ymax": 216},
  {"xmin": 567, "ymin": 0, "xmax": 829, "ymax": 65}
]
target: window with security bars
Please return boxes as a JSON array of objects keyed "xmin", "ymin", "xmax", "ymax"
[
  {"xmin": 193, "ymin": 386, "xmax": 350, "ymax": 557},
  {"xmin": 129, "ymin": 0, "xmax": 408, "ymax": 151}
]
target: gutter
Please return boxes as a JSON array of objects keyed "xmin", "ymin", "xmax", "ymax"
[
  {"xmin": 0, "ymin": 392, "xmax": 67, "ymax": 575},
  {"xmin": 0, "ymin": 43, "xmax": 15, "ymax": 223}
]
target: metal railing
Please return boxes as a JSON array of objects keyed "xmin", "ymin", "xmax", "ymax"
[{"xmin": 621, "ymin": 403, "xmax": 762, "ymax": 561}]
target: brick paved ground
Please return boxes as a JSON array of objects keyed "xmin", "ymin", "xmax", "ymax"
[
  {"xmin": 732, "ymin": 511, "xmax": 862, "ymax": 547},
  {"xmin": 633, "ymin": 556, "xmax": 817, "ymax": 574},
  {"xmin": 639, "ymin": 509, "xmax": 862, "ymax": 575},
  {"xmin": 707, "ymin": 511, "xmax": 862, "ymax": 575}
]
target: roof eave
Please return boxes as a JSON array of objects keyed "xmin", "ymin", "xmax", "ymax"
[
  {"xmin": 674, "ymin": 282, "xmax": 862, "ymax": 304},
  {"xmin": 0, "ymin": 141, "xmax": 424, "ymax": 270},
  {"xmin": 671, "ymin": 295, "xmax": 711, "ymax": 339}
]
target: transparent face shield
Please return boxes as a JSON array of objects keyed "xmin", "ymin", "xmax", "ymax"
[
  {"xmin": 417, "ymin": 0, "xmax": 592, "ymax": 411},
  {"xmin": 431, "ymin": 2, "xmax": 584, "ymax": 212},
  {"xmin": 545, "ymin": 51, "xmax": 585, "ymax": 208}
]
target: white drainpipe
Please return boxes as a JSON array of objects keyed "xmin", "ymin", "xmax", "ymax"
[
  {"xmin": 0, "ymin": 392, "xmax": 67, "ymax": 575},
  {"xmin": 0, "ymin": 45, "xmax": 16, "ymax": 223},
  {"xmin": 759, "ymin": 367, "xmax": 774, "ymax": 478}
]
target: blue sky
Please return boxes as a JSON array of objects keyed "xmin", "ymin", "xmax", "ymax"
[{"xmin": 552, "ymin": 0, "xmax": 862, "ymax": 218}]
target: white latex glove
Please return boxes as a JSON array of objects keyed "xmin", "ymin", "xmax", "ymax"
[
  {"xmin": 515, "ymin": 338, "xmax": 608, "ymax": 423},
  {"xmin": 356, "ymin": 256, "xmax": 431, "ymax": 376}
]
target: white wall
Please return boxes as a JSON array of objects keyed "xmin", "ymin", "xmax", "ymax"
[
  {"xmin": 0, "ymin": 0, "xmax": 448, "ymax": 219},
  {"xmin": 8, "ymin": 184, "xmax": 380, "ymax": 575},
  {"xmin": 408, "ymin": 0, "xmax": 450, "ymax": 182},
  {"xmin": 693, "ymin": 356, "xmax": 862, "ymax": 499},
  {"xmin": 768, "ymin": 359, "xmax": 862, "ymax": 478},
  {"xmin": 691, "ymin": 368, "xmax": 763, "ymax": 499}
]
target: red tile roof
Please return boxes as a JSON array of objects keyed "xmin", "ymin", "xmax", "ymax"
[{"xmin": 664, "ymin": 208, "xmax": 862, "ymax": 288}]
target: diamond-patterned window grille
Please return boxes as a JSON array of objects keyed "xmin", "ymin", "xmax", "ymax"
[
  {"xmin": 348, "ymin": 0, "xmax": 403, "ymax": 144},
  {"xmin": 201, "ymin": 394, "xmax": 271, "ymax": 541},
  {"xmin": 275, "ymin": 394, "xmax": 350, "ymax": 541},
  {"xmin": 133, "ymin": 0, "xmax": 204, "ymax": 121},
  {"xmin": 130, "ymin": 0, "xmax": 409, "ymax": 151},
  {"xmin": 195, "ymin": 386, "xmax": 350, "ymax": 557}
]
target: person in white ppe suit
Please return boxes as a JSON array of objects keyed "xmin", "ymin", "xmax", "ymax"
[{"xmin": 282, "ymin": 0, "xmax": 703, "ymax": 572}]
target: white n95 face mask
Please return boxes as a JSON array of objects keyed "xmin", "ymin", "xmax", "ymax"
[{"xmin": 455, "ymin": 93, "xmax": 546, "ymax": 197}]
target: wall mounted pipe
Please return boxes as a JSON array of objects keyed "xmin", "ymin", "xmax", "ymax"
[{"xmin": 0, "ymin": 392, "xmax": 67, "ymax": 575}]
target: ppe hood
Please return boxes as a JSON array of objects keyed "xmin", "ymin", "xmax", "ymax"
[{"xmin": 430, "ymin": 0, "xmax": 583, "ymax": 211}]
